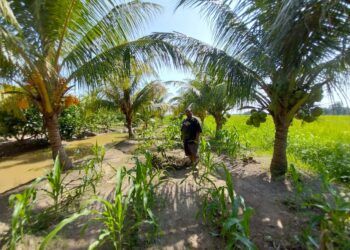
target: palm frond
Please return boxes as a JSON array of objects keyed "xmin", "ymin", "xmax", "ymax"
[
  {"xmin": 132, "ymin": 82, "xmax": 166, "ymax": 112},
  {"xmin": 61, "ymin": 1, "xmax": 162, "ymax": 71},
  {"xmin": 0, "ymin": 0, "xmax": 19, "ymax": 28},
  {"xmin": 149, "ymin": 32, "xmax": 262, "ymax": 98},
  {"xmin": 67, "ymin": 36, "xmax": 187, "ymax": 87}
]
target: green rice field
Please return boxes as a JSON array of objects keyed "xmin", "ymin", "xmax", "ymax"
[{"xmin": 204, "ymin": 115, "xmax": 350, "ymax": 183}]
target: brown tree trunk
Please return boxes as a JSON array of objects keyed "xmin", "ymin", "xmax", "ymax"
[
  {"xmin": 44, "ymin": 113, "xmax": 72, "ymax": 170},
  {"xmin": 126, "ymin": 113, "xmax": 134, "ymax": 139},
  {"xmin": 214, "ymin": 114, "xmax": 223, "ymax": 137},
  {"xmin": 270, "ymin": 114, "xmax": 290, "ymax": 180}
]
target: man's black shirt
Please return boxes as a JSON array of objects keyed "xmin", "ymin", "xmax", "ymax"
[{"xmin": 181, "ymin": 116, "xmax": 202, "ymax": 141}]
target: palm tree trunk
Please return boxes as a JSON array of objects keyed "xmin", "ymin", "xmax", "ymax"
[
  {"xmin": 198, "ymin": 113, "xmax": 206, "ymax": 124},
  {"xmin": 44, "ymin": 113, "xmax": 72, "ymax": 170},
  {"xmin": 126, "ymin": 114, "xmax": 134, "ymax": 139},
  {"xmin": 270, "ymin": 114, "xmax": 290, "ymax": 180},
  {"xmin": 214, "ymin": 114, "xmax": 223, "ymax": 137}
]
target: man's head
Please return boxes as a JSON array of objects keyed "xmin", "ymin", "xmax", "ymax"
[{"xmin": 185, "ymin": 108, "xmax": 193, "ymax": 118}]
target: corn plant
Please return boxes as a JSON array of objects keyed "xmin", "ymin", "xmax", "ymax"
[
  {"xmin": 44, "ymin": 155, "xmax": 65, "ymax": 212},
  {"xmin": 39, "ymin": 168, "xmax": 131, "ymax": 250},
  {"xmin": 91, "ymin": 142, "xmax": 106, "ymax": 168},
  {"xmin": 88, "ymin": 167, "xmax": 134, "ymax": 250},
  {"xmin": 199, "ymin": 165, "xmax": 256, "ymax": 250},
  {"xmin": 76, "ymin": 144, "xmax": 105, "ymax": 195},
  {"xmin": 209, "ymin": 129, "xmax": 241, "ymax": 159},
  {"xmin": 200, "ymin": 139, "xmax": 217, "ymax": 175},
  {"xmin": 39, "ymin": 159, "xmax": 164, "ymax": 249},
  {"xmin": 6, "ymin": 179, "xmax": 40, "ymax": 250},
  {"xmin": 302, "ymin": 173, "xmax": 350, "ymax": 249},
  {"xmin": 128, "ymin": 151, "xmax": 162, "ymax": 230}
]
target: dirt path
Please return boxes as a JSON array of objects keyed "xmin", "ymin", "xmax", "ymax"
[
  {"xmin": 148, "ymin": 167, "xmax": 225, "ymax": 250},
  {"xmin": 226, "ymin": 157, "xmax": 304, "ymax": 249}
]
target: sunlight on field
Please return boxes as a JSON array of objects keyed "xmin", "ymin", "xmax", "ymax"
[
  {"xmin": 0, "ymin": 133, "xmax": 127, "ymax": 193},
  {"xmin": 204, "ymin": 115, "xmax": 350, "ymax": 151}
]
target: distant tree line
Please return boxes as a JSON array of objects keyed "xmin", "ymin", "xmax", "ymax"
[{"xmin": 323, "ymin": 102, "xmax": 350, "ymax": 115}]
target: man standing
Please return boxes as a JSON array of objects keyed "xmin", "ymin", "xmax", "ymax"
[{"xmin": 181, "ymin": 108, "xmax": 202, "ymax": 164}]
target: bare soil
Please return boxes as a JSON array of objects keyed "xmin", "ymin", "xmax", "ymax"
[{"xmin": 0, "ymin": 142, "xmax": 310, "ymax": 249}]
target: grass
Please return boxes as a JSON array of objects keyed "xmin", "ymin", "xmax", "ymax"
[{"xmin": 204, "ymin": 115, "xmax": 350, "ymax": 183}]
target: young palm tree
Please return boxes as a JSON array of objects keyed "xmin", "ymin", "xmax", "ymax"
[
  {"xmin": 173, "ymin": 76, "xmax": 238, "ymax": 136},
  {"xmin": 0, "ymin": 0, "xmax": 185, "ymax": 169},
  {"xmin": 152, "ymin": 0, "xmax": 350, "ymax": 179},
  {"xmin": 103, "ymin": 61, "xmax": 167, "ymax": 138},
  {"xmin": 137, "ymin": 99, "xmax": 168, "ymax": 129}
]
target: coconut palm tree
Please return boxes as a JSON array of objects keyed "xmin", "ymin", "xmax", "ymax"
[
  {"xmin": 103, "ymin": 61, "xmax": 167, "ymax": 138},
  {"xmin": 0, "ymin": 0, "xmax": 185, "ymax": 169},
  {"xmin": 172, "ymin": 75, "xmax": 238, "ymax": 136},
  {"xmin": 152, "ymin": 0, "xmax": 350, "ymax": 179}
]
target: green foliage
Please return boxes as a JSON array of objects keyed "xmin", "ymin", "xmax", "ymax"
[
  {"xmin": 210, "ymin": 129, "xmax": 241, "ymax": 158},
  {"xmin": 303, "ymin": 178, "xmax": 350, "ymax": 249},
  {"xmin": 289, "ymin": 164, "xmax": 304, "ymax": 196},
  {"xmin": 40, "ymin": 151, "xmax": 163, "ymax": 249},
  {"xmin": 0, "ymin": 110, "xmax": 26, "ymax": 140},
  {"xmin": 88, "ymin": 168, "xmax": 132, "ymax": 250},
  {"xmin": 158, "ymin": 0, "xmax": 350, "ymax": 177},
  {"xmin": 7, "ymin": 182, "xmax": 38, "ymax": 250},
  {"xmin": 4, "ymin": 144, "xmax": 107, "ymax": 249},
  {"xmin": 128, "ymin": 151, "xmax": 162, "ymax": 230},
  {"xmin": 288, "ymin": 166, "xmax": 350, "ymax": 249},
  {"xmin": 45, "ymin": 155, "xmax": 65, "ymax": 212},
  {"xmin": 173, "ymin": 76, "xmax": 237, "ymax": 132},
  {"xmin": 0, "ymin": 107, "xmax": 44, "ymax": 141},
  {"xmin": 59, "ymin": 106, "xmax": 81, "ymax": 140},
  {"xmin": 75, "ymin": 144, "xmax": 105, "ymax": 195},
  {"xmin": 163, "ymin": 117, "xmax": 182, "ymax": 149},
  {"xmin": 59, "ymin": 103, "xmax": 120, "ymax": 139},
  {"xmin": 199, "ymin": 165, "xmax": 256, "ymax": 250},
  {"xmin": 205, "ymin": 115, "xmax": 350, "ymax": 183},
  {"xmin": 199, "ymin": 139, "xmax": 217, "ymax": 177}
]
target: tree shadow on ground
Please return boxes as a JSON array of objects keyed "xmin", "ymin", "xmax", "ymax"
[{"xmin": 147, "ymin": 168, "xmax": 225, "ymax": 250}]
